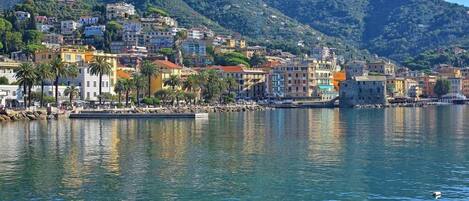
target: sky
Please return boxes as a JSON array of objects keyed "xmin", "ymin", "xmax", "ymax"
[{"xmin": 446, "ymin": 0, "xmax": 469, "ymax": 6}]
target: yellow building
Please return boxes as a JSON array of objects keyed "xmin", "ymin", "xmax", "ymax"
[
  {"xmin": 210, "ymin": 65, "xmax": 267, "ymax": 99},
  {"xmin": 34, "ymin": 46, "xmax": 119, "ymax": 100},
  {"xmin": 386, "ymin": 78, "xmax": 406, "ymax": 97},
  {"xmin": 149, "ymin": 60, "xmax": 182, "ymax": 95}
]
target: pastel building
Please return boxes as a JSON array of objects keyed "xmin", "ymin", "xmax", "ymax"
[
  {"xmin": 181, "ymin": 39, "xmax": 210, "ymax": 66},
  {"xmin": 210, "ymin": 66, "xmax": 267, "ymax": 99},
  {"xmin": 367, "ymin": 60, "xmax": 396, "ymax": 77},
  {"xmin": 150, "ymin": 60, "xmax": 182, "ymax": 95}
]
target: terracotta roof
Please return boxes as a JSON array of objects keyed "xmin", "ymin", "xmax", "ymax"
[
  {"xmin": 116, "ymin": 69, "xmax": 131, "ymax": 79},
  {"xmin": 210, "ymin": 66, "xmax": 244, "ymax": 73},
  {"xmin": 153, "ymin": 60, "xmax": 182, "ymax": 69}
]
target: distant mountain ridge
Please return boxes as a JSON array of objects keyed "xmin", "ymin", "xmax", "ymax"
[{"xmin": 2, "ymin": 0, "xmax": 469, "ymax": 64}]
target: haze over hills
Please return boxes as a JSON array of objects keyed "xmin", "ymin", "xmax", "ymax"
[{"xmin": 1, "ymin": 0, "xmax": 469, "ymax": 64}]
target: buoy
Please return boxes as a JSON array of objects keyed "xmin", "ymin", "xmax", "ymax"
[{"xmin": 432, "ymin": 192, "xmax": 442, "ymax": 199}]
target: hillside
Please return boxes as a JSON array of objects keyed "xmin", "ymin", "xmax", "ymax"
[
  {"xmin": 2, "ymin": 0, "xmax": 469, "ymax": 63},
  {"xmin": 264, "ymin": 0, "xmax": 469, "ymax": 61}
]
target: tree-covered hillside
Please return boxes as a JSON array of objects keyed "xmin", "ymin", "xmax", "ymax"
[
  {"xmin": 2, "ymin": 0, "xmax": 469, "ymax": 63},
  {"xmin": 264, "ymin": 0, "xmax": 469, "ymax": 61},
  {"xmin": 404, "ymin": 47, "xmax": 469, "ymax": 70}
]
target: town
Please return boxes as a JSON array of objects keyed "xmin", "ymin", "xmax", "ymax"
[{"xmin": 0, "ymin": 2, "xmax": 468, "ymax": 110}]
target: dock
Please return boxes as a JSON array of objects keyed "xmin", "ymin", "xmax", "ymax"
[{"xmin": 69, "ymin": 112, "xmax": 209, "ymax": 119}]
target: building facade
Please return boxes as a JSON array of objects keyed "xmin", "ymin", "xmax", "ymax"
[{"xmin": 339, "ymin": 76, "xmax": 387, "ymax": 107}]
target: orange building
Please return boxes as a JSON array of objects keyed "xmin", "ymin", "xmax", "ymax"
[{"xmin": 333, "ymin": 71, "xmax": 346, "ymax": 91}]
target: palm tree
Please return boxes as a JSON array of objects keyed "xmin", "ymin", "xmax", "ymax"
[
  {"xmin": 88, "ymin": 56, "xmax": 113, "ymax": 105},
  {"xmin": 15, "ymin": 62, "xmax": 37, "ymax": 108},
  {"xmin": 140, "ymin": 60, "xmax": 158, "ymax": 98},
  {"xmin": 123, "ymin": 79, "xmax": 133, "ymax": 107},
  {"xmin": 35, "ymin": 63, "xmax": 54, "ymax": 107},
  {"xmin": 183, "ymin": 74, "xmax": 201, "ymax": 103},
  {"xmin": 50, "ymin": 57, "xmax": 78, "ymax": 107},
  {"xmin": 64, "ymin": 85, "xmax": 80, "ymax": 105},
  {"xmin": 132, "ymin": 73, "xmax": 146, "ymax": 107},
  {"xmin": 114, "ymin": 79, "xmax": 126, "ymax": 104},
  {"xmin": 164, "ymin": 74, "xmax": 181, "ymax": 91}
]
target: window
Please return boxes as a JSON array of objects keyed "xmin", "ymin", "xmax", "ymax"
[
  {"xmin": 93, "ymin": 92, "xmax": 97, "ymax": 97},
  {"xmin": 87, "ymin": 92, "xmax": 90, "ymax": 99},
  {"xmin": 93, "ymin": 81, "xmax": 96, "ymax": 87},
  {"xmin": 87, "ymin": 81, "xmax": 90, "ymax": 87}
]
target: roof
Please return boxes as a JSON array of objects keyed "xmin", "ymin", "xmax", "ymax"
[
  {"xmin": 208, "ymin": 65, "xmax": 266, "ymax": 74},
  {"xmin": 116, "ymin": 69, "xmax": 131, "ymax": 79},
  {"xmin": 210, "ymin": 66, "xmax": 244, "ymax": 73},
  {"xmin": 355, "ymin": 75, "xmax": 387, "ymax": 81},
  {"xmin": 153, "ymin": 60, "xmax": 182, "ymax": 69}
]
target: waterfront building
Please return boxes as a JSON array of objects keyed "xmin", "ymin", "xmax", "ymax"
[
  {"xmin": 405, "ymin": 79, "xmax": 420, "ymax": 98},
  {"xmin": 448, "ymin": 77, "xmax": 463, "ymax": 95},
  {"xmin": 106, "ymin": 3, "xmax": 136, "ymax": 20},
  {"xmin": 210, "ymin": 66, "xmax": 267, "ymax": 100},
  {"xmin": 332, "ymin": 71, "xmax": 346, "ymax": 91},
  {"xmin": 310, "ymin": 60, "xmax": 337, "ymax": 96},
  {"xmin": 0, "ymin": 58, "xmax": 21, "ymax": 84},
  {"xmin": 35, "ymin": 47, "xmax": 118, "ymax": 101},
  {"xmin": 417, "ymin": 75, "xmax": 437, "ymax": 98},
  {"xmin": 0, "ymin": 85, "xmax": 70, "ymax": 107},
  {"xmin": 339, "ymin": 75, "xmax": 387, "ymax": 107},
  {"xmin": 267, "ymin": 66, "xmax": 285, "ymax": 98},
  {"xmin": 268, "ymin": 59, "xmax": 318, "ymax": 98},
  {"xmin": 463, "ymin": 78, "xmax": 469, "ymax": 97},
  {"xmin": 386, "ymin": 77, "xmax": 406, "ymax": 97},
  {"xmin": 150, "ymin": 60, "xmax": 182, "ymax": 95},
  {"xmin": 367, "ymin": 60, "xmax": 395, "ymax": 77}
]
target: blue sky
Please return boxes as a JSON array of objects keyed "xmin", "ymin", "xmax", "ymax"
[{"xmin": 446, "ymin": 0, "xmax": 469, "ymax": 6}]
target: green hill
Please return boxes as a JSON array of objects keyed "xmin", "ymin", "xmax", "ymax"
[
  {"xmin": 264, "ymin": 0, "xmax": 469, "ymax": 61},
  {"xmin": 2, "ymin": 0, "xmax": 469, "ymax": 63}
]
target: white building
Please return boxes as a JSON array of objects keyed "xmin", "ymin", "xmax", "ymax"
[
  {"xmin": 14, "ymin": 11, "xmax": 30, "ymax": 21},
  {"xmin": 106, "ymin": 3, "xmax": 136, "ymax": 19},
  {"xmin": 79, "ymin": 16, "xmax": 99, "ymax": 25},
  {"xmin": 0, "ymin": 85, "xmax": 71, "ymax": 107},
  {"xmin": 448, "ymin": 77, "xmax": 463, "ymax": 94},
  {"xmin": 0, "ymin": 59, "xmax": 21, "ymax": 84}
]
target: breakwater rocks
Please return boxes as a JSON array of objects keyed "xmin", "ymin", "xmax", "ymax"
[
  {"xmin": 91, "ymin": 105, "xmax": 271, "ymax": 114},
  {"xmin": 0, "ymin": 109, "xmax": 51, "ymax": 122},
  {"xmin": 353, "ymin": 102, "xmax": 433, "ymax": 109}
]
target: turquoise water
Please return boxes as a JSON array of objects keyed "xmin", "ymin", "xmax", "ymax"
[{"xmin": 0, "ymin": 106, "xmax": 468, "ymax": 200}]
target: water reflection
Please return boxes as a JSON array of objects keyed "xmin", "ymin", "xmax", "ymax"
[{"xmin": 0, "ymin": 106, "xmax": 468, "ymax": 200}]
